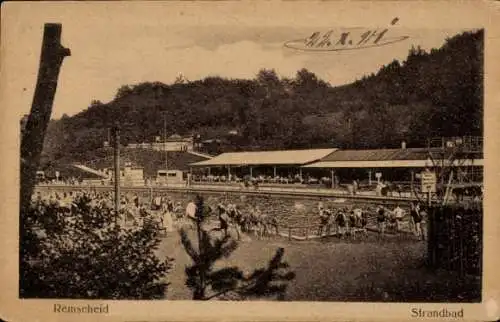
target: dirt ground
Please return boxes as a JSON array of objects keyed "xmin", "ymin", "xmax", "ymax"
[{"xmin": 157, "ymin": 227, "xmax": 481, "ymax": 302}]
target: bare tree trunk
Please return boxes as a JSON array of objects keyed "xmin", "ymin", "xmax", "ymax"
[
  {"xmin": 19, "ymin": 23, "xmax": 70, "ymax": 297},
  {"xmin": 20, "ymin": 23, "xmax": 71, "ymax": 211}
]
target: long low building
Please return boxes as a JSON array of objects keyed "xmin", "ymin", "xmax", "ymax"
[
  {"xmin": 304, "ymin": 148, "xmax": 483, "ymax": 168},
  {"xmin": 304, "ymin": 147, "xmax": 483, "ymax": 183},
  {"xmin": 190, "ymin": 148, "xmax": 337, "ymax": 177},
  {"xmin": 190, "ymin": 144, "xmax": 483, "ymax": 185}
]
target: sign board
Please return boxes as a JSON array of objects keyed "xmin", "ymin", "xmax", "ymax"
[
  {"xmin": 375, "ymin": 172, "xmax": 382, "ymax": 179},
  {"xmin": 421, "ymin": 170, "xmax": 437, "ymax": 193},
  {"xmin": 55, "ymin": 171, "xmax": 60, "ymax": 179}
]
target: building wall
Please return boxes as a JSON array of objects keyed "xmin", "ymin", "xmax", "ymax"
[
  {"xmin": 107, "ymin": 167, "xmax": 145, "ymax": 186},
  {"xmin": 151, "ymin": 141, "xmax": 192, "ymax": 152},
  {"xmin": 126, "ymin": 138, "xmax": 193, "ymax": 152},
  {"xmin": 123, "ymin": 167, "xmax": 144, "ymax": 186},
  {"xmin": 156, "ymin": 170, "xmax": 184, "ymax": 184}
]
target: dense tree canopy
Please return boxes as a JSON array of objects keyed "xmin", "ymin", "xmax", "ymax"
[{"xmin": 41, "ymin": 29, "xmax": 483, "ymax": 165}]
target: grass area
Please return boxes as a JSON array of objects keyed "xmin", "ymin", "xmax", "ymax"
[{"xmin": 157, "ymin": 228, "xmax": 481, "ymax": 302}]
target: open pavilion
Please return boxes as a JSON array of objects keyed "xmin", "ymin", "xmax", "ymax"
[
  {"xmin": 189, "ymin": 148, "xmax": 337, "ymax": 179},
  {"xmin": 303, "ymin": 147, "xmax": 484, "ymax": 185}
]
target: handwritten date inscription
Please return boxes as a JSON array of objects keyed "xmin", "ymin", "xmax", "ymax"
[{"xmin": 284, "ymin": 18, "xmax": 409, "ymax": 52}]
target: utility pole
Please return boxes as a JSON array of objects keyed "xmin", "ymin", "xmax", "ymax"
[
  {"xmin": 164, "ymin": 114, "xmax": 168, "ymax": 186},
  {"xmin": 106, "ymin": 127, "xmax": 111, "ymax": 183},
  {"xmin": 113, "ymin": 123, "xmax": 121, "ymax": 213}
]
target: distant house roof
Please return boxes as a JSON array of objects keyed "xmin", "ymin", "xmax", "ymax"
[
  {"xmin": 303, "ymin": 148, "xmax": 483, "ymax": 168},
  {"xmin": 190, "ymin": 148, "xmax": 337, "ymax": 167}
]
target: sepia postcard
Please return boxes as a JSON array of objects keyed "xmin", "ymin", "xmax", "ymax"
[{"xmin": 1, "ymin": 1, "xmax": 499, "ymax": 321}]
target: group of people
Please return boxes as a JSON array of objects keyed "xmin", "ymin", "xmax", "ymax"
[
  {"xmin": 30, "ymin": 189, "xmax": 428, "ymax": 241},
  {"xmin": 182, "ymin": 200, "xmax": 280, "ymax": 240},
  {"xmin": 30, "ymin": 189, "xmax": 104, "ymax": 209},
  {"xmin": 373, "ymin": 202, "xmax": 426, "ymax": 239},
  {"xmin": 317, "ymin": 203, "xmax": 368, "ymax": 239},
  {"xmin": 30, "ymin": 189, "xmax": 183, "ymax": 233},
  {"xmin": 317, "ymin": 202, "xmax": 427, "ymax": 240},
  {"xmin": 31, "ymin": 190, "xmax": 281, "ymax": 240}
]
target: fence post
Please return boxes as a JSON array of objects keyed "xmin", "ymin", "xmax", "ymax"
[
  {"xmin": 450, "ymin": 208, "xmax": 456, "ymax": 271},
  {"xmin": 427, "ymin": 207, "xmax": 436, "ymax": 268},
  {"xmin": 443, "ymin": 208, "xmax": 449, "ymax": 271},
  {"xmin": 459, "ymin": 212, "xmax": 464, "ymax": 277}
]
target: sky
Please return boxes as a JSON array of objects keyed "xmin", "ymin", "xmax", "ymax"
[{"xmin": 1, "ymin": 2, "xmax": 485, "ymax": 119}]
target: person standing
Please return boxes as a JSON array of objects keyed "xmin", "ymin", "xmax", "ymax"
[
  {"xmin": 318, "ymin": 204, "xmax": 330, "ymax": 237},
  {"xmin": 393, "ymin": 204, "xmax": 405, "ymax": 232},
  {"xmin": 162, "ymin": 198, "xmax": 174, "ymax": 233},
  {"xmin": 376, "ymin": 205, "xmax": 386, "ymax": 237},
  {"xmin": 152, "ymin": 195, "xmax": 162, "ymax": 211},
  {"xmin": 185, "ymin": 199, "xmax": 197, "ymax": 230},
  {"xmin": 174, "ymin": 201, "xmax": 183, "ymax": 219},
  {"xmin": 416, "ymin": 204, "xmax": 427, "ymax": 241},
  {"xmin": 409, "ymin": 203, "xmax": 419, "ymax": 237},
  {"xmin": 217, "ymin": 203, "xmax": 230, "ymax": 238},
  {"xmin": 335, "ymin": 208, "xmax": 347, "ymax": 239}
]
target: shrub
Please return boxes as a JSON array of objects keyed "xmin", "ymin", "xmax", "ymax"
[{"xmin": 20, "ymin": 195, "xmax": 173, "ymax": 299}]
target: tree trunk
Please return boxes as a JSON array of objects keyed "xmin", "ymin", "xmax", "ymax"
[
  {"xmin": 19, "ymin": 23, "xmax": 70, "ymax": 297},
  {"xmin": 20, "ymin": 23, "xmax": 71, "ymax": 211}
]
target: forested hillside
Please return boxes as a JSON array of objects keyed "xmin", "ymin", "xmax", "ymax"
[{"xmin": 40, "ymin": 29, "xmax": 483, "ymax": 167}]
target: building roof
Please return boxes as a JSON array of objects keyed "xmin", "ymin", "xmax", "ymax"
[
  {"xmin": 317, "ymin": 147, "xmax": 483, "ymax": 162},
  {"xmin": 72, "ymin": 164, "xmax": 109, "ymax": 177},
  {"xmin": 188, "ymin": 151, "xmax": 215, "ymax": 159},
  {"xmin": 40, "ymin": 164, "xmax": 107, "ymax": 179},
  {"xmin": 304, "ymin": 147, "xmax": 483, "ymax": 168},
  {"xmin": 190, "ymin": 148, "xmax": 337, "ymax": 167},
  {"xmin": 304, "ymin": 159, "xmax": 483, "ymax": 168},
  {"xmin": 318, "ymin": 148, "xmax": 427, "ymax": 162}
]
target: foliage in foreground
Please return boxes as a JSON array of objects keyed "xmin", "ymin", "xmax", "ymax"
[
  {"xmin": 181, "ymin": 195, "xmax": 295, "ymax": 300},
  {"xmin": 20, "ymin": 195, "xmax": 173, "ymax": 299}
]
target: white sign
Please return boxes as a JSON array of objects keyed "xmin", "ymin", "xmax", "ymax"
[
  {"xmin": 375, "ymin": 172, "xmax": 382, "ymax": 179},
  {"xmin": 421, "ymin": 170, "xmax": 437, "ymax": 193},
  {"xmin": 55, "ymin": 171, "xmax": 60, "ymax": 179}
]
